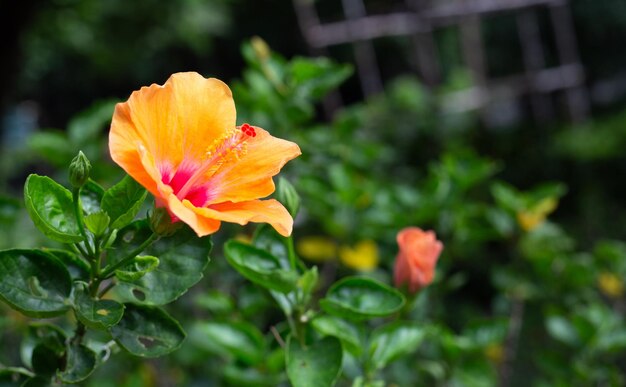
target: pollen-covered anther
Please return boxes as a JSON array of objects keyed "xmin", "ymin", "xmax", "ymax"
[{"xmin": 240, "ymin": 123, "xmax": 256, "ymax": 137}]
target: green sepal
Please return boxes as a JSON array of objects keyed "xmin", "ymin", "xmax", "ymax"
[
  {"xmin": 84, "ymin": 211, "xmax": 110, "ymax": 236},
  {"xmin": 71, "ymin": 282, "xmax": 124, "ymax": 330},
  {"xmin": 0, "ymin": 249, "xmax": 72, "ymax": 317},
  {"xmin": 319, "ymin": 277, "xmax": 405, "ymax": 320},
  {"xmin": 368, "ymin": 321, "xmax": 426, "ymax": 370},
  {"xmin": 110, "ymin": 304, "xmax": 186, "ymax": 358},
  {"xmin": 111, "ymin": 222, "xmax": 212, "ymax": 305},
  {"xmin": 23, "ymin": 174, "xmax": 83, "ymax": 243},
  {"xmin": 286, "ymin": 335, "xmax": 343, "ymax": 387},
  {"xmin": 224, "ymin": 240, "xmax": 298, "ymax": 293},
  {"xmin": 101, "ymin": 175, "xmax": 147, "ymax": 230},
  {"xmin": 115, "ymin": 255, "xmax": 159, "ymax": 282}
]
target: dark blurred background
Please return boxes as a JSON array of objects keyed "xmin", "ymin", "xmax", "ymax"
[{"xmin": 2, "ymin": 0, "xmax": 626, "ymax": 130}]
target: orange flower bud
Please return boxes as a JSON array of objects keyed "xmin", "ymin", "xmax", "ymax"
[{"xmin": 394, "ymin": 227, "xmax": 443, "ymax": 293}]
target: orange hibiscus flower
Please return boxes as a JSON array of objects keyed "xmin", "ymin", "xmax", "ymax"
[
  {"xmin": 109, "ymin": 72, "xmax": 301, "ymax": 237},
  {"xmin": 394, "ymin": 227, "xmax": 443, "ymax": 293}
]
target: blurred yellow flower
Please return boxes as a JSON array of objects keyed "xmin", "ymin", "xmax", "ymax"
[
  {"xmin": 598, "ymin": 272, "xmax": 624, "ymax": 298},
  {"xmin": 484, "ymin": 343, "xmax": 505, "ymax": 365},
  {"xmin": 516, "ymin": 197, "xmax": 558, "ymax": 232},
  {"xmin": 297, "ymin": 236, "xmax": 337, "ymax": 262},
  {"xmin": 339, "ymin": 240, "xmax": 379, "ymax": 271}
]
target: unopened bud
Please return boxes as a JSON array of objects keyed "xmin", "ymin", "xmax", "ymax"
[
  {"xmin": 251, "ymin": 36, "xmax": 270, "ymax": 61},
  {"xmin": 276, "ymin": 177, "xmax": 300, "ymax": 217},
  {"xmin": 69, "ymin": 151, "xmax": 91, "ymax": 188}
]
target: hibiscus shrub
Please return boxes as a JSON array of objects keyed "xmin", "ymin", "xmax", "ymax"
[{"xmin": 1, "ymin": 41, "xmax": 626, "ymax": 387}]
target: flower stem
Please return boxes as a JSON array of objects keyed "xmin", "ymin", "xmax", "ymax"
[
  {"xmin": 72, "ymin": 188, "xmax": 93, "ymax": 257},
  {"xmin": 100, "ymin": 232, "xmax": 159, "ymax": 279}
]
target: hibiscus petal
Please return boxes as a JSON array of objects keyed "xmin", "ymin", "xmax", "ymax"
[
  {"xmin": 185, "ymin": 199, "xmax": 294, "ymax": 237},
  {"xmin": 206, "ymin": 127, "xmax": 301, "ymax": 204},
  {"xmin": 109, "ymin": 72, "xmax": 236, "ymax": 189}
]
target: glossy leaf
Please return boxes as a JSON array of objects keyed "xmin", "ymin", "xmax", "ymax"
[
  {"xmin": 115, "ymin": 255, "xmax": 159, "ymax": 282},
  {"xmin": 190, "ymin": 321, "xmax": 265, "ymax": 365},
  {"xmin": 112, "ymin": 222, "xmax": 211, "ymax": 305},
  {"xmin": 311, "ymin": 315, "xmax": 363, "ymax": 356},
  {"xmin": 253, "ymin": 224, "xmax": 291, "ymax": 268},
  {"xmin": 84, "ymin": 211, "xmax": 110, "ymax": 236},
  {"xmin": 101, "ymin": 175, "xmax": 147, "ymax": 229},
  {"xmin": 31, "ymin": 343, "xmax": 63, "ymax": 376},
  {"xmin": 224, "ymin": 240, "xmax": 298, "ymax": 293},
  {"xmin": 23, "ymin": 174, "xmax": 83, "ymax": 243},
  {"xmin": 110, "ymin": 304, "xmax": 185, "ymax": 357},
  {"xmin": 0, "ymin": 249, "xmax": 71, "ymax": 317},
  {"xmin": 42, "ymin": 248, "xmax": 89, "ymax": 281},
  {"xmin": 80, "ymin": 179, "xmax": 105, "ymax": 215},
  {"xmin": 57, "ymin": 343, "xmax": 97, "ymax": 383},
  {"xmin": 72, "ymin": 282, "xmax": 124, "ymax": 330},
  {"xmin": 20, "ymin": 323, "xmax": 67, "ymax": 369},
  {"xmin": 320, "ymin": 277, "xmax": 405, "ymax": 320},
  {"xmin": 286, "ymin": 336, "xmax": 343, "ymax": 387},
  {"xmin": 368, "ymin": 322, "xmax": 426, "ymax": 370}
]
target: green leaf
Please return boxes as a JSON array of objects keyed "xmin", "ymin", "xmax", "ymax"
[
  {"xmin": 112, "ymin": 222, "xmax": 212, "ymax": 305},
  {"xmin": 101, "ymin": 176, "xmax": 147, "ymax": 230},
  {"xmin": 0, "ymin": 249, "xmax": 71, "ymax": 317},
  {"xmin": 80, "ymin": 179, "xmax": 105, "ymax": 215},
  {"xmin": 222, "ymin": 364, "xmax": 282, "ymax": 387},
  {"xmin": 115, "ymin": 255, "xmax": 159, "ymax": 282},
  {"xmin": 31, "ymin": 343, "xmax": 63, "ymax": 376},
  {"xmin": 190, "ymin": 321, "xmax": 266, "ymax": 365},
  {"xmin": 368, "ymin": 322, "xmax": 426, "ymax": 370},
  {"xmin": 320, "ymin": 277, "xmax": 405, "ymax": 320},
  {"xmin": 42, "ymin": 248, "xmax": 89, "ymax": 281},
  {"xmin": 286, "ymin": 336, "xmax": 343, "ymax": 387},
  {"xmin": 110, "ymin": 304, "xmax": 185, "ymax": 357},
  {"xmin": 0, "ymin": 367, "xmax": 32, "ymax": 386},
  {"xmin": 311, "ymin": 315, "xmax": 363, "ymax": 356},
  {"xmin": 72, "ymin": 282, "xmax": 124, "ymax": 330},
  {"xmin": 23, "ymin": 174, "xmax": 83, "ymax": 243},
  {"xmin": 194, "ymin": 290, "xmax": 234, "ymax": 315},
  {"xmin": 20, "ymin": 323, "xmax": 67, "ymax": 369},
  {"xmin": 67, "ymin": 99, "xmax": 117, "ymax": 146},
  {"xmin": 224, "ymin": 240, "xmax": 298, "ymax": 293},
  {"xmin": 57, "ymin": 343, "xmax": 97, "ymax": 383},
  {"xmin": 253, "ymin": 224, "xmax": 291, "ymax": 268},
  {"xmin": 546, "ymin": 315, "xmax": 579, "ymax": 346},
  {"xmin": 27, "ymin": 130, "xmax": 73, "ymax": 168},
  {"xmin": 84, "ymin": 211, "xmax": 110, "ymax": 236}
]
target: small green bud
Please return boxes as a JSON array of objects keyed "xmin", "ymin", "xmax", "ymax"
[
  {"xmin": 251, "ymin": 36, "xmax": 270, "ymax": 61},
  {"xmin": 276, "ymin": 177, "xmax": 300, "ymax": 217},
  {"xmin": 149, "ymin": 207, "xmax": 182, "ymax": 237},
  {"xmin": 69, "ymin": 151, "xmax": 91, "ymax": 188}
]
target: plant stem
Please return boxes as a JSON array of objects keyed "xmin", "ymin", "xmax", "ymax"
[
  {"xmin": 100, "ymin": 232, "xmax": 159, "ymax": 279},
  {"xmin": 72, "ymin": 188, "xmax": 93, "ymax": 257},
  {"xmin": 498, "ymin": 297, "xmax": 525, "ymax": 386}
]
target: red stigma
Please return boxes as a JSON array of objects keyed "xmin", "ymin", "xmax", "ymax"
[{"xmin": 240, "ymin": 123, "xmax": 256, "ymax": 137}]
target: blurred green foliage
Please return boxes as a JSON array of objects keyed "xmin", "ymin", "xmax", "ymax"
[{"xmin": 1, "ymin": 3, "xmax": 626, "ymax": 382}]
